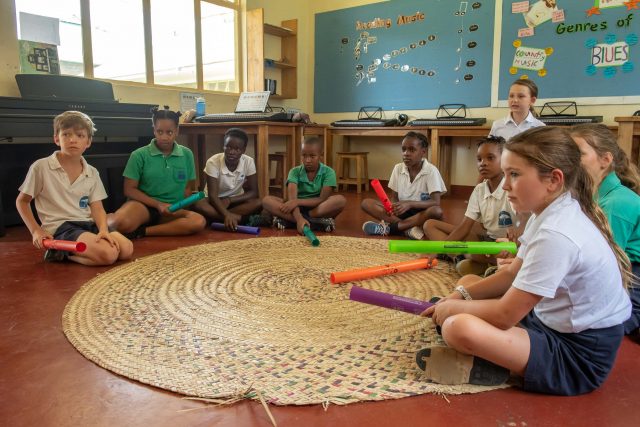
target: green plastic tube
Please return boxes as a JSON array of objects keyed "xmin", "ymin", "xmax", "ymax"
[
  {"xmin": 303, "ymin": 225, "xmax": 320, "ymax": 247},
  {"xmin": 388, "ymin": 240, "xmax": 517, "ymax": 255},
  {"xmin": 168, "ymin": 191, "xmax": 205, "ymax": 212}
]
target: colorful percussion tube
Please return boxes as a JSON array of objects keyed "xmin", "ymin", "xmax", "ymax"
[
  {"xmin": 330, "ymin": 258, "xmax": 437, "ymax": 284},
  {"xmin": 349, "ymin": 285, "xmax": 433, "ymax": 315},
  {"xmin": 210, "ymin": 222, "xmax": 260, "ymax": 235},
  {"xmin": 167, "ymin": 191, "xmax": 206, "ymax": 213},
  {"xmin": 389, "ymin": 240, "xmax": 517, "ymax": 255},
  {"xmin": 42, "ymin": 239, "xmax": 87, "ymax": 252},
  {"xmin": 371, "ymin": 179, "xmax": 393, "ymax": 215},
  {"xmin": 303, "ymin": 225, "xmax": 320, "ymax": 247}
]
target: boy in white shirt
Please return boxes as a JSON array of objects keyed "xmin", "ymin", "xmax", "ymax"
[
  {"xmin": 361, "ymin": 131, "xmax": 446, "ymax": 240},
  {"xmin": 16, "ymin": 111, "xmax": 133, "ymax": 265},
  {"xmin": 193, "ymin": 128, "xmax": 263, "ymax": 230}
]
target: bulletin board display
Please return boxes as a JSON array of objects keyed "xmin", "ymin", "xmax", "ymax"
[
  {"xmin": 314, "ymin": 0, "xmax": 495, "ymax": 113},
  {"xmin": 498, "ymin": 0, "xmax": 640, "ymax": 100}
]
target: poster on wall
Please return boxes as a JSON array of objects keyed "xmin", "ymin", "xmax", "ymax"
[
  {"xmin": 19, "ymin": 40, "xmax": 60, "ymax": 75},
  {"xmin": 314, "ymin": 0, "xmax": 495, "ymax": 113},
  {"xmin": 498, "ymin": 0, "xmax": 640, "ymax": 100}
]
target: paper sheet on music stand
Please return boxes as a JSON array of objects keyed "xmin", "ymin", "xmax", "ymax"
[
  {"xmin": 20, "ymin": 12, "xmax": 60, "ymax": 46},
  {"xmin": 235, "ymin": 91, "xmax": 270, "ymax": 113}
]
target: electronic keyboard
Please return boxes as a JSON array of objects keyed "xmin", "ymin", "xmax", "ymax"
[
  {"xmin": 194, "ymin": 111, "xmax": 294, "ymax": 123},
  {"xmin": 331, "ymin": 119, "xmax": 398, "ymax": 127},
  {"xmin": 539, "ymin": 116, "xmax": 603, "ymax": 125},
  {"xmin": 409, "ymin": 118, "xmax": 487, "ymax": 126}
]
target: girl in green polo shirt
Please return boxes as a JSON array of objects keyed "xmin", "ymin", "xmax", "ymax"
[
  {"xmin": 107, "ymin": 106, "xmax": 206, "ymax": 238},
  {"xmin": 571, "ymin": 124, "xmax": 640, "ymax": 337}
]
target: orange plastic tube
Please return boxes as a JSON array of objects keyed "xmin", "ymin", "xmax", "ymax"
[
  {"xmin": 42, "ymin": 239, "xmax": 87, "ymax": 252},
  {"xmin": 330, "ymin": 258, "xmax": 437, "ymax": 284}
]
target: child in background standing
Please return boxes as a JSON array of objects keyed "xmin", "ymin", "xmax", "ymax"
[
  {"xmin": 16, "ymin": 111, "xmax": 133, "ymax": 265},
  {"xmin": 571, "ymin": 123, "xmax": 640, "ymax": 337},
  {"xmin": 490, "ymin": 79, "xmax": 545, "ymax": 141},
  {"xmin": 108, "ymin": 106, "xmax": 206, "ymax": 238},
  {"xmin": 418, "ymin": 127, "xmax": 631, "ymax": 396},
  {"xmin": 192, "ymin": 128, "xmax": 263, "ymax": 230},
  {"xmin": 424, "ymin": 136, "xmax": 521, "ymax": 276},
  {"xmin": 361, "ymin": 131, "xmax": 446, "ymax": 240},
  {"xmin": 262, "ymin": 137, "xmax": 346, "ymax": 234}
]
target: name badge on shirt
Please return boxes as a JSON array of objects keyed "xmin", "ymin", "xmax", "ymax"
[
  {"xmin": 498, "ymin": 210, "xmax": 513, "ymax": 228},
  {"xmin": 79, "ymin": 195, "xmax": 89, "ymax": 209},
  {"xmin": 420, "ymin": 192, "xmax": 431, "ymax": 201}
]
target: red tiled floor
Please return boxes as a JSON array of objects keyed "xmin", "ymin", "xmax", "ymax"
[{"xmin": 1, "ymin": 191, "xmax": 637, "ymax": 427}]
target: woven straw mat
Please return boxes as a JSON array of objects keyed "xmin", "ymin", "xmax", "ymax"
[{"xmin": 62, "ymin": 236, "xmax": 508, "ymax": 405}]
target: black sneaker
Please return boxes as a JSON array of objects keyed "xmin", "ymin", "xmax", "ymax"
[
  {"xmin": 123, "ymin": 225, "xmax": 146, "ymax": 240},
  {"xmin": 44, "ymin": 249, "xmax": 66, "ymax": 263},
  {"xmin": 307, "ymin": 217, "xmax": 336, "ymax": 232},
  {"xmin": 272, "ymin": 217, "xmax": 295, "ymax": 230},
  {"xmin": 416, "ymin": 346, "xmax": 509, "ymax": 386},
  {"xmin": 246, "ymin": 211, "xmax": 272, "ymax": 227}
]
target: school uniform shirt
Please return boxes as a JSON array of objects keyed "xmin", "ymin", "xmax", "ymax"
[
  {"xmin": 123, "ymin": 140, "xmax": 196, "ymax": 204},
  {"xmin": 513, "ymin": 192, "xmax": 631, "ymax": 333},
  {"xmin": 203, "ymin": 153, "xmax": 256, "ymax": 198},
  {"xmin": 597, "ymin": 172, "xmax": 640, "ymax": 264},
  {"xmin": 489, "ymin": 112, "xmax": 545, "ymax": 141},
  {"xmin": 388, "ymin": 159, "xmax": 447, "ymax": 202},
  {"xmin": 287, "ymin": 163, "xmax": 337, "ymax": 199},
  {"xmin": 465, "ymin": 177, "xmax": 516, "ymax": 239},
  {"xmin": 18, "ymin": 152, "xmax": 107, "ymax": 235}
]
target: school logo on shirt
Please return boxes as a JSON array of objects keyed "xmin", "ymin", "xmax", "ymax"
[
  {"xmin": 174, "ymin": 169, "xmax": 187, "ymax": 182},
  {"xmin": 498, "ymin": 210, "xmax": 513, "ymax": 228},
  {"xmin": 79, "ymin": 196, "xmax": 89, "ymax": 209},
  {"xmin": 420, "ymin": 192, "xmax": 431, "ymax": 201}
]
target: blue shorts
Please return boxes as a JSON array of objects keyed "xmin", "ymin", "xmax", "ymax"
[
  {"xmin": 54, "ymin": 220, "xmax": 99, "ymax": 242},
  {"xmin": 521, "ymin": 311, "xmax": 624, "ymax": 396},
  {"xmin": 623, "ymin": 262, "xmax": 640, "ymax": 334}
]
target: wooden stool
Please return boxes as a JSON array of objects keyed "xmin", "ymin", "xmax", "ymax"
[
  {"xmin": 269, "ymin": 152, "xmax": 287, "ymax": 193},
  {"xmin": 335, "ymin": 151, "xmax": 369, "ymax": 193}
]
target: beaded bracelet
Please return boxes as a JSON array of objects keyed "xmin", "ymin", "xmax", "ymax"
[{"xmin": 455, "ymin": 285, "xmax": 472, "ymax": 301}]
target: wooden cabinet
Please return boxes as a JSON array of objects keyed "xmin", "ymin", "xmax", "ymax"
[{"xmin": 247, "ymin": 8, "xmax": 297, "ymax": 99}]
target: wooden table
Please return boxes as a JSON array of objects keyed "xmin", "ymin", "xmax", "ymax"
[
  {"xmin": 180, "ymin": 122, "xmax": 327, "ymax": 197},
  {"xmin": 614, "ymin": 116, "xmax": 640, "ymax": 165}
]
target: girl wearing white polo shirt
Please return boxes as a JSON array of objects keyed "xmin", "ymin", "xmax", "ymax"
[
  {"xmin": 193, "ymin": 128, "xmax": 262, "ymax": 230},
  {"xmin": 418, "ymin": 127, "xmax": 632, "ymax": 396},
  {"xmin": 489, "ymin": 79, "xmax": 545, "ymax": 142}
]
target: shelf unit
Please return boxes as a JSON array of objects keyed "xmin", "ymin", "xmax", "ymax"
[{"xmin": 247, "ymin": 8, "xmax": 297, "ymax": 99}]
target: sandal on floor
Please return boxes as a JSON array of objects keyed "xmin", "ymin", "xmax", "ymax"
[{"xmin": 416, "ymin": 346, "xmax": 509, "ymax": 386}]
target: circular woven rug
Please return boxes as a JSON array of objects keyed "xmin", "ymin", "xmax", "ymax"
[{"xmin": 63, "ymin": 236, "xmax": 508, "ymax": 405}]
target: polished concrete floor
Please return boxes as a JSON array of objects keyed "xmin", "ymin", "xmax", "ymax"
[{"xmin": 1, "ymin": 190, "xmax": 638, "ymax": 427}]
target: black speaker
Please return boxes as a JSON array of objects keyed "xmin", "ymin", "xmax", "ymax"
[{"xmin": 397, "ymin": 114, "xmax": 408, "ymax": 126}]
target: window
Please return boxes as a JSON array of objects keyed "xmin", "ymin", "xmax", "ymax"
[
  {"xmin": 91, "ymin": 0, "xmax": 146, "ymax": 82},
  {"xmin": 151, "ymin": 0, "xmax": 197, "ymax": 88},
  {"xmin": 13, "ymin": 0, "xmax": 241, "ymax": 92},
  {"xmin": 201, "ymin": 1, "xmax": 237, "ymax": 92},
  {"xmin": 15, "ymin": 0, "xmax": 84, "ymax": 76}
]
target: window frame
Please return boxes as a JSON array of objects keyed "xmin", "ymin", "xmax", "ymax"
[{"xmin": 77, "ymin": 0, "xmax": 242, "ymax": 93}]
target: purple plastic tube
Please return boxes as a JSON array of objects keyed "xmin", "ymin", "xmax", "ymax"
[
  {"xmin": 210, "ymin": 222, "xmax": 260, "ymax": 235},
  {"xmin": 349, "ymin": 285, "xmax": 434, "ymax": 315}
]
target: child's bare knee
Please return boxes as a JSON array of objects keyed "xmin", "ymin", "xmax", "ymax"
[{"xmin": 441, "ymin": 314, "xmax": 478, "ymax": 351}]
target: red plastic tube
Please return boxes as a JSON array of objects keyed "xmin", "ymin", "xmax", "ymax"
[
  {"xmin": 42, "ymin": 239, "xmax": 87, "ymax": 252},
  {"xmin": 371, "ymin": 179, "xmax": 393, "ymax": 215}
]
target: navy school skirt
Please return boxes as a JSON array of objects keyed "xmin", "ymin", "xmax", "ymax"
[{"xmin": 520, "ymin": 311, "xmax": 624, "ymax": 396}]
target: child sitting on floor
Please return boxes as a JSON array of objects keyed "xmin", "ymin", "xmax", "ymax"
[
  {"xmin": 107, "ymin": 106, "xmax": 206, "ymax": 238},
  {"xmin": 262, "ymin": 137, "xmax": 346, "ymax": 234},
  {"xmin": 424, "ymin": 136, "xmax": 522, "ymax": 276},
  {"xmin": 361, "ymin": 131, "xmax": 446, "ymax": 240},
  {"xmin": 418, "ymin": 126, "xmax": 632, "ymax": 396},
  {"xmin": 16, "ymin": 111, "xmax": 133, "ymax": 265},
  {"xmin": 192, "ymin": 128, "xmax": 264, "ymax": 230}
]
